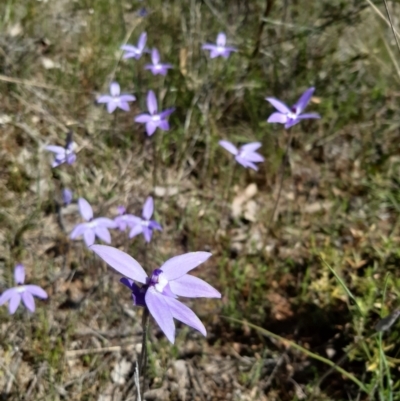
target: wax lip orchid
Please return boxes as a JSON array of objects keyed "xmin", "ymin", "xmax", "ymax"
[
  {"xmin": 45, "ymin": 132, "xmax": 76, "ymax": 168},
  {"xmin": 90, "ymin": 245, "xmax": 221, "ymax": 344},
  {"xmin": 145, "ymin": 48, "xmax": 173, "ymax": 76},
  {"xmin": 70, "ymin": 198, "xmax": 116, "ymax": 247},
  {"xmin": 219, "ymin": 140, "xmax": 264, "ymax": 171},
  {"xmin": 114, "ymin": 206, "xmax": 138, "ymax": 232},
  {"xmin": 266, "ymin": 87, "xmax": 320, "ymax": 129},
  {"xmin": 129, "ymin": 196, "xmax": 162, "ymax": 242},
  {"xmin": 202, "ymin": 32, "xmax": 237, "ymax": 59},
  {"xmin": 121, "ymin": 32, "xmax": 147, "ymax": 60},
  {"xmin": 134, "ymin": 90, "xmax": 175, "ymax": 136},
  {"xmin": 0, "ymin": 264, "xmax": 48, "ymax": 314},
  {"xmin": 97, "ymin": 82, "xmax": 136, "ymax": 114}
]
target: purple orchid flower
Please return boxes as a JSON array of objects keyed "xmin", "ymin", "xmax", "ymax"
[
  {"xmin": 90, "ymin": 245, "xmax": 221, "ymax": 344},
  {"xmin": 45, "ymin": 135, "xmax": 76, "ymax": 168},
  {"xmin": 114, "ymin": 206, "xmax": 138, "ymax": 231},
  {"xmin": 266, "ymin": 87, "xmax": 320, "ymax": 129},
  {"xmin": 134, "ymin": 90, "xmax": 175, "ymax": 136},
  {"xmin": 121, "ymin": 32, "xmax": 147, "ymax": 60},
  {"xmin": 202, "ymin": 33, "xmax": 237, "ymax": 59},
  {"xmin": 97, "ymin": 82, "xmax": 136, "ymax": 114},
  {"xmin": 62, "ymin": 188, "xmax": 73, "ymax": 206},
  {"xmin": 0, "ymin": 264, "xmax": 48, "ymax": 314},
  {"xmin": 70, "ymin": 198, "xmax": 117, "ymax": 247},
  {"xmin": 129, "ymin": 197, "xmax": 162, "ymax": 242},
  {"xmin": 219, "ymin": 140, "xmax": 264, "ymax": 171},
  {"xmin": 145, "ymin": 48, "xmax": 173, "ymax": 76}
]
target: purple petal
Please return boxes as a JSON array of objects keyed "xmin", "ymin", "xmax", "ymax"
[
  {"xmin": 14, "ymin": 264, "xmax": 25, "ymax": 285},
  {"xmin": 95, "ymin": 217, "xmax": 117, "ymax": 229},
  {"xmin": 107, "ymin": 101, "xmax": 118, "ymax": 114},
  {"xmin": 117, "ymin": 205, "xmax": 126, "ymax": 215},
  {"xmin": 138, "ymin": 32, "xmax": 147, "ymax": 50},
  {"xmin": 118, "ymin": 102, "xmax": 130, "ymax": 112},
  {"xmin": 160, "ymin": 252, "xmax": 212, "ymax": 281},
  {"xmin": 284, "ymin": 119, "xmax": 301, "ymax": 129},
  {"xmin": 147, "ymin": 90, "xmax": 158, "ymax": 114},
  {"xmin": 119, "ymin": 95, "xmax": 136, "ymax": 102},
  {"xmin": 110, "ymin": 82, "xmax": 120, "ymax": 97},
  {"xmin": 22, "ymin": 291, "xmax": 35, "ymax": 313},
  {"xmin": 145, "ymin": 288, "xmax": 175, "ymax": 344},
  {"xmin": 242, "ymin": 152, "xmax": 264, "ymax": 163},
  {"xmin": 267, "ymin": 112, "xmax": 287, "ymax": 124},
  {"xmin": 151, "ymin": 48, "xmax": 160, "ymax": 65},
  {"xmin": 90, "ymin": 245, "xmax": 148, "ymax": 284},
  {"xmin": 94, "ymin": 227, "xmax": 112, "ymax": 243},
  {"xmin": 120, "ymin": 277, "xmax": 134, "ymax": 290},
  {"xmin": 78, "ymin": 198, "xmax": 93, "ymax": 221},
  {"xmin": 145, "ymin": 121, "xmax": 158, "ymax": 136},
  {"xmin": 202, "ymin": 44, "xmax": 217, "ymax": 51},
  {"xmin": 149, "ymin": 220, "xmax": 162, "ymax": 231},
  {"xmin": 236, "ymin": 156, "xmax": 258, "ymax": 171},
  {"xmin": 62, "ymin": 188, "xmax": 73, "ymax": 205},
  {"xmin": 25, "ymin": 285, "xmax": 48, "ymax": 299},
  {"xmin": 219, "ymin": 140, "xmax": 238, "ymax": 156},
  {"xmin": 70, "ymin": 223, "xmax": 87, "ymax": 239},
  {"xmin": 9, "ymin": 293, "xmax": 21, "ymax": 314},
  {"xmin": 120, "ymin": 44, "xmax": 138, "ymax": 52},
  {"xmin": 164, "ymin": 296, "xmax": 206, "ymax": 336},
  {"xmin": 83, "ymin": 229, "xmax": 96, "ymax": 247},
  {"xmin": 0, "ymin": 288, "xmax": 18, "ymax": 306},
  {"xmin": 169, "ymin": 275, "xmax": 221, "ymax": 298},
  {"xmin": 135, "ymin": 114, "xmax": 152, "ymax": 123},
  {"xmin": 224, "ymin": 46, "xmax": 237, "ymax": 52},
  {"xmin": 158, "ymin": 120, "xmax": 170, "ymax": 131},
  {"xmin": 298, "ymin": 112, "xmax": 320, "ymax": 120},
  {"xmin": 240, "ymin": 142, "xmax": 261, "ymax": 152},
  {"xmin": 295, "ymin": 87, "xmax": 315, "ymax": 113},
  {"xmin": 66, "ymin": 153, "xmax": 76, "ymax": 165},
  {"xmin": 97, "ymin": 95, "xmax": 113, "ymax": 104},
  {"xmin": 129, "ymin": 224, "xmax": 143, "ymax": 238},
  {"xmin": 265, "ymin": 98, "xmax": 291, "ymax": 114},
  {"xmin": 45, "ymin": 145, "xmax": 65, "ymax": 155},
  {"xmin": 210, "ymin": 50, "xmax": 220, "ymax": 58},
  {"xmin": 159, "ymin": 108, "xmax": 175, "ymax": 119},
  {"xmin": 216, "ymin": 32, "xmax": 226, "ymax": 47},
  {"xmin": 142, "ymin": 227, "xmax": 153, "ymax": 243},
  {"xmin": 142, "ymin": 197, "xmax": 154, "ymax": 220}
]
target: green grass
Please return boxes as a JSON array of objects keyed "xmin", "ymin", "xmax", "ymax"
[{"xmin": 1, "ymin": 0, "xmax": 400, "ymax": 399}]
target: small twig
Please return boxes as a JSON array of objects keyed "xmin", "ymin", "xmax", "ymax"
[
  {"xmin": 134, "ymin": 362, "xmax": 141, "ymax": 401},
  {"xmin": 382, "ymin": 0, "xmax": 400, "ymax": 57},
  {"xmin": 138, "ymin": 308, "xmax": 150, "ymax": 400},
  {"xmin": 65, "ymin": 345, "xmax": 124, "ymax": 358}
]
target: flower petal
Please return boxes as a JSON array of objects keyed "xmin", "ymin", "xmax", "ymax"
[
  {"xmin": 9, "ymin": 292, "xmax": 21, "ymax": 314},
  {"xmin": 97, "ymin": 95, "xmax": 113, "ymax": 104},
  {"xmin": 25, "ymin": 285, "xmax": 48, "ymax": 299},
  {"xmin": 138, "ymin": 32, "xmax": 147, "ymax": 50},
  {"xmin": 94, "ymin": 218, "xmax": 117, "ymax": 228},
  {"xmin": 297, "ymin": 112, "xmax": 320, "ymax": 120},
  {"xmin": 241, "ymin": 152, "xmax": 264, "ymax": 163},
  {"xmin": 147, "ymin": 90, "xmax": 158, "ymax": 114},
  {"xmin": 107, "ymin": 101, "xmax": 118, "ymax": 114},
  {"xmin": 145, "ymin": 287, "xmax": 175, "ymax": 343},
  {"xmin": 119, "ymin": 95, "xmax": 136, "ymax": 103},
  {"xmin": 159, "ymin": 108, "xmax": 175, "ymax": 119},
  {"xmin": 240, "ymin": 142, "xmax": 261, "ymax": 152},
  {"xmin": 22, "ymin": 291, "xmax": 36, "ymax": 312},
  {"xmin": 295, "ymin": 87, "xmax": 315, "ymax": 113},
  {"xmin": 110, "ymin": 82, "xmax": 120, "ymax": 97},
  {"xmin": 0, "ymin": 288, "xmax": 18, "ymax": 306},
  {"xmin": 219, "ymin": 140, "xmax": 238, "ymax": 156},
  {"xmin": 78, "ymin": 198, "xmax": 93, "ymax": 221},
  {"xmin": 83, "ymin": 229, "xmax": 96, "ymax": 247},
  {"xmin": 142, "ymin": 226, "xmax": 153, "ymax": 243},
  {"xmin": 90, "ymin": 245, "xmax": 148, "ymax": 283},
  {"xmin": 169, "ymin": 275, "xmax": 221, "ymax": 298},
  {"xmin": 151, "ymin": 48, "xmax": 160, "ymax": 64},
  {"xmin": 164, "ymin": 296, "xmax": 206, "ymax": 336},
  {"xmin": 145, "ymin": 121, "xmax": 158, "ymax": 136},
  {"xmin": 236, "ymin": 156, "xmax": 258, "ymax": 171},
  {"xmin": 267, "ymin": 112, "xmax": 287, "ymax": 124},
  {"xmin": 45, "ymin": 145, "xmax": 65, "ymax": 155},
  {"xmin": 265, "ymin": 98, "xmax": 291, "ymax": 114},
  {"xmin": 70, "ymin": 223, "xmax": 87, "ymax": 239},
  {"xmin": 129, "ymin": 224, "xmax": 143, "ymax": 238},
  {"xmin": 94, "ymin": 227, "xmax": 112, "ymax": 243},
  {"xmin": 202, "ymin": 44, "xmax": 216, "ymax": 51},
  {"xmin": 216, "ymin": 32, "xmax": 226, "ymax": 47},
  {"xmin": 158, "ymin": 120, "xmax": 170, "ymax": 131},
  {"xmin": 14, "ymin": 264, "xmax": 25, "ymax": 285},
  {"xmin": 135, "ymin": 114, "xmax": 152, "ymax": 123},
  {"xmin": 160, "ymin": 252, "xmax": 212, "ymax": 281},
  {"xmin": 142, "ymin": 197, "xmax": 154, "ymax": 220}
]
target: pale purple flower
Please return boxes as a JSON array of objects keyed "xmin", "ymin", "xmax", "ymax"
[
  {"xmin": 62, "ymin": 188, "xmax": 73, "ymax": 206},
  {"xmin": 90, "ymin": 245, "xmax": 221, "ymax": 344},
  {"xmin": 70, "ymin": 198, "xmax": 117, "ymax": 247},
  {"xmin": 114, "ymin": 206, "xmax": 138, "ymax": 231},
  {"xmin": 0, "ymin": 264, "xmax": 48, "ymax": 314},
  {"xmin": 121, "ymin": 32, "xmax": 147, "ymax": 60},
  {"xmin": 45, "ymin": 135, "xmax": 76, "ymax": 168},
  {"xmin": 219, "ymin": 140, "xmax": 264, "ymax": 171},
  {"xmin": 97, "ymin": 82, "xmax": 136, "ymax": 114},
  {"xmin": 129, "ymin": 197, "xmax": 162, "ymax": 242},
  {"xmin": 134, "ymin": 90, "xmax": 175, "ymax": 136},
  {"xmin": 202, "ymin": 33, "xmax": 237, "ymax": 59},
  {"xmin": 266, "ymin": 87, "xmax": 320, "ymax": 129},
  {"xmin": 145, "ymin": 48, "xmax": 173, "ymax": 76}
]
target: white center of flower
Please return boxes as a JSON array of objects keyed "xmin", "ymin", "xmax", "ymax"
[
  {"xmin": 141, "ymin": 220, "xmax": 150, "ymax": 227},
  {"xmin": 154, "ymin": 273, "xmax": 168, "ymax": 293},
  {"xmin": 16, "ymin": 286, "xmax": 26, "ymax": 293},
  {"xmin": 217, "ymin": 46, "xmax": 224, "ymax": 53},
  {"xmin": 155, "ymin": 64, "xmax": 161, "ymax": 69},
  {"xmin": 151, "ymin": 115, "xmax": 160, "ymax": 122},
  {"xmin": 287, "ymin": 111, "xmax": 297, "ymax": 119},
  {"xmin": 87, "ymin": 221, "xmax": 97, "ymax": 228}
]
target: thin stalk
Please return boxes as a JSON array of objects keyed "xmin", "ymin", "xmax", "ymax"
[
  {"xmin": 152, "ymin": 136, "xmax": 158, "ymax": 190},
  {"xmin": 267, "ymin": 129, "xmax": 294, "ymax": 229},
  {"xmin": 222, "ymin": 160, "xmax": 237, "ymax": 224},
  {"xmin": 138, "ymin": 308, "xmax": 150, "ymax": 400}
]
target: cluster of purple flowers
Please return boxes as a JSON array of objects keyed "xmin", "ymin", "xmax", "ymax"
[{"xmin": 4, "ymin": 29, "xmax": 321, "ymax": 345}]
